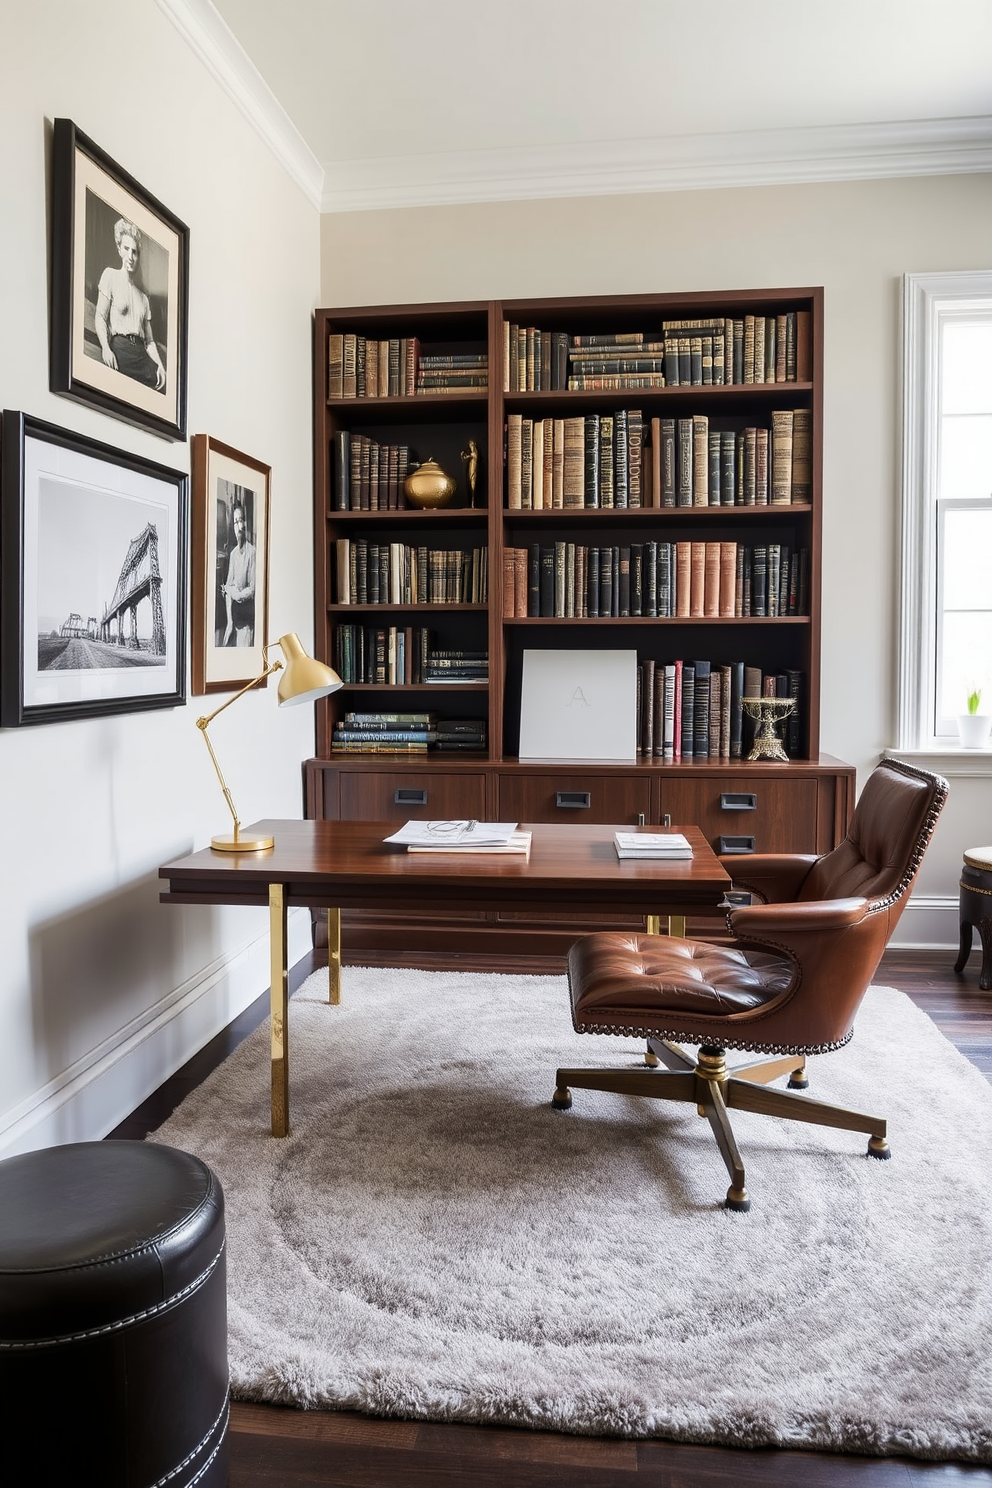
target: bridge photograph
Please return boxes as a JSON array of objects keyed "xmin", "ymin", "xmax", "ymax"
[{"xmin": 36, "ymin": 475, "xmax": 169, "ymax": 675}]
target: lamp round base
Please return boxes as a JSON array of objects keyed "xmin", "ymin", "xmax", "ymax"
[{"xmin": 210, "ymin": 832, "xmax": 274, "ymax": 853}]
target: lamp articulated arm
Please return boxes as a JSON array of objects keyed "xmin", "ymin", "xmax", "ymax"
[
  {"xmin": 196, "ymin": 650, "xmax": 283, "ymax": 852},
  {"xmin": 196, "ymin": 632, "xmax": 342, "ymax": 854}
]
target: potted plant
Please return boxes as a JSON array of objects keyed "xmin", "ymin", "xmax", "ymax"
[{"xmin": 958, "ymin": 687, "xmax": 991, "ymax": 747}]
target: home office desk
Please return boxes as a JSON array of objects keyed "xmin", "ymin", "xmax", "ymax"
[{"xmin": 159, "ymin": 820, "xmax": 731, "ymax": 1136}]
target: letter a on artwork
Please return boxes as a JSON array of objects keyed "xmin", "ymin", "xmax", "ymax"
[{"xmin": 567, "ymin": 687, "xmax": 590, "ymax": 707}]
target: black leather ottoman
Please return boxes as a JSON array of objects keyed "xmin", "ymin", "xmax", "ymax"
[
  {"xmin": 955, "ymin": 845, "xmax": 992, "ymax": 991},
  {"xmin": 0, "ymin": 1140, "xmax": 228, "ymax": 1487}
]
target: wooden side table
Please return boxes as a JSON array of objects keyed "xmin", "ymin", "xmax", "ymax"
[{"xmin": 954, "ymin": 846, "xmax": 992, "ymax": 991}]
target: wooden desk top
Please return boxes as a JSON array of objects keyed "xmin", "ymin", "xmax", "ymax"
[{"xmin": 160, "ymin": 820, "xmax": 731, "ymax": 916}]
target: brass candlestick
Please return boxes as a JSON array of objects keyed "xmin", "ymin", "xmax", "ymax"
[{"xmin": 742, "ymin": 695, "xmax": 796, "ymax": 762}]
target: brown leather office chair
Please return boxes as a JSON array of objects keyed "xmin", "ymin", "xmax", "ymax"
[{"xmin": 554, "ymin": 759, "xmax": 948, "ymax": 1212}]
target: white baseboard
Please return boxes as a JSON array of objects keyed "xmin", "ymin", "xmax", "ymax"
[
  {"xmin": 0, "ymin": 909, "xmax": 312, "ymax": 1158},
  {"xmin": 885, "ymin": 894, "xmax": 959, "ymax": 952}
]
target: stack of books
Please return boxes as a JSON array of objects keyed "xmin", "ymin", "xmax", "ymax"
[
  {"xmin": 613, "ymin": 832, "xmax": 693, "ymax": 860},
  {"xmin": 423, "ymin": 649, "xmax": 488, "ymax": 684},
  {"xmin": 385, "ymin": 821, "xmax": 530, "ymax": 854},
  {"xmin": 330, "ymin": 713, "xmax": 487, "ymax": 755},
  {"xmin": 415, "ymin": 353, "xmax": 487, "ymax": 394},
  {"xmin": 433, "ymin": 719, "xmax": 487, "ymax": 752}
]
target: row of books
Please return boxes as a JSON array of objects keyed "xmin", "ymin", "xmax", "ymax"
[
  {"xmin": 644, "ymin": 412, "xmax": 810, "ymax": 508},
  {"xmin": 501, "ymin": 316, "xmax": 809, "ymax": 392},
  {"xmin": 331, "ymin": 431, "xmax": 415, "ymax": 511},
  {"xmin": 328, "ymin": 334, "xmax": 491, "ymax": 398},
  {"xmin": 333, "ymin": 539, "xmax": 489, "ymax": 606},
  {"xmin": 502, "ymin": 541, "xmax": 808, "ymax": 620},
  {"xmin": 333, "ymin": 625, "xmax": 489, "ymax": 686},
  {"xmin": 331, "ymin": 712, "xmax": 487, "ymax": 755},
  {"xmin": 505, "ymin": 411, "xmax": 810, "ymax": 510},
  {"xmin": 635, "ymin": 659, "xmax": 803, "ymax": 762}
]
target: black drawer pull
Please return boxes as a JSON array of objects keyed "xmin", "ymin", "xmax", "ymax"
[
  {"xmin": 719, "ymin": 835, "xmax": 756, "ymax": 854},
  {"xmin": 556, "ymin": 791, "xmax": 591, "ymax": 809},
  {"xmin": 721, "ymin": 793, "xmax": 757, "ymax": 811},
  {"xmin": 394, "ymin": 788, "xmax": 427, "ymax": 806}
]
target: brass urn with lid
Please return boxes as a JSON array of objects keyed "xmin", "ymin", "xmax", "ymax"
[{"xmin": 403, "ymin": 457, "xmax": 457, "ymax": 509}]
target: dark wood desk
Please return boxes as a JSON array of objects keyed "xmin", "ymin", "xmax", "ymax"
[{"xmin": 160, "ymin": 820, "xmax": 731, "ymax": 1136}]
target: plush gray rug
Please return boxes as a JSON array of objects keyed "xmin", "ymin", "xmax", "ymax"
[{"xmin": 150, "ymin": 967, "xmax": 992, "ymax": 1461}]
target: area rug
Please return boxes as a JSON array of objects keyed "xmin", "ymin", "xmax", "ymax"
[{"xmin": 149, "ymin": 967, "xmax": 992, "ymax": 1461}]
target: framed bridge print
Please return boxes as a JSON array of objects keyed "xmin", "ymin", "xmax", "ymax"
[
  {"xmin": 190, "ymin": 434, "xmax": 271, "ymax": 696},
  {"xmin": 0, "ymin": 411, "xmax": 187, "ymax": 727},
  {"xmin": 50, "ymin": 118, "xmax": 189, "ymax": 441}
]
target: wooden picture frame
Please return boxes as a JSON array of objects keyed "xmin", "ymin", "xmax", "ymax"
[
  {"xmin": 191, "ymin": 435, "xmax": 271, "ymax": 696},
  {"xmin": 50, "ymin": 118, "xmax": 189, "ymax": 441},
  {"xmin": 0, "ymin": 412, "xmax": 187, "ymax": 727}
]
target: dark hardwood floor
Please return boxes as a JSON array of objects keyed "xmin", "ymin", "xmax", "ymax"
[{"xmin": 109, "ymin": 948, "xmax": 992, "ymax": 1487}]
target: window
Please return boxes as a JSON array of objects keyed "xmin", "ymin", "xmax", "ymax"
[{"xmin": 899, "ymin": 272, "xmax": 992, "ymax": 749}]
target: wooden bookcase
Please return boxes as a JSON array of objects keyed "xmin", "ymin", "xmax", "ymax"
[{"xmin": 308, "ymin": 290, "xmax": 854, "ymax": 958}]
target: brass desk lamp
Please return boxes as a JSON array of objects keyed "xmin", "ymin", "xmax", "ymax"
[{"xmin": 197, "ymin": 632, "xmax": 342, "ymax": 852}]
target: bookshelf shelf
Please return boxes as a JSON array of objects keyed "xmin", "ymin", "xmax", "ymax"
[{"xmin": 310, "ymin": 290, "xmax": 852, "ymax": 954}]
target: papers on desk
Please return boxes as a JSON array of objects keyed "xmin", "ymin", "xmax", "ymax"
[
  {"xmin": 385, "ymin": 821, "xmax": 530, "ymax": 853},
  {"xmin": 614, "ymin": 832, "xmax": 693, "ymax": 860}
]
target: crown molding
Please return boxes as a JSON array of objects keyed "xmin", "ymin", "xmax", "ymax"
[
  {"xmin": 321, "ymin": 115, "xmax": 992, "ymax": 214},
  {"xmin": 155, "ymin": 0, "xmax": 324, "ymax": 208}
]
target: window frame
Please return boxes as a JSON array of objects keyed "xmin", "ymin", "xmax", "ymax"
[{"xmin": 898, "ymin": 270, "xmax": 992, "ymax": 754}]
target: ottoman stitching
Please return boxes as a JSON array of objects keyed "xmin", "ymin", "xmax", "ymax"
[
  {"xmin": 0, "ymin": 1236, "xmax": 225, "ymax": 1349},
  {"xmin": 153, "ymin": 1395, "xmax": 229, "ymax": 1488}
]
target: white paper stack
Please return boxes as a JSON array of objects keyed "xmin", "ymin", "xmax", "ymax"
[
  {"xmin": 385, "ymin": 821, "xmax": 529, "ymax": 853},
  {"xmin": 614, "ymin": 832, "xmax": 693, "ymax": 860}
]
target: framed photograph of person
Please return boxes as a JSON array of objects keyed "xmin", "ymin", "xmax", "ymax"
[
  {"xmin": 0, "ymin": 411, "xmax": 187, "ymax": 727},
  {"xmin": 49, "ymin": 118, "xmax": 189, "ymax": 441},
  {"xmin": 190, "ymin": 435, "xmax": 271, "ymax": 696}
]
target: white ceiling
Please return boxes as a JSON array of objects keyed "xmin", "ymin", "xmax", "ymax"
[{"xmin": 164, "ymin": 0, "xmax": 992, "ymax": 211}]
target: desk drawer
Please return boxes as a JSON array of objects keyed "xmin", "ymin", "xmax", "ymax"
[
  {"xmin": 338, "ymin": 771, "xmax": 487, "ymax": 822},
  {"xmin": 498, "ymin": 773, "xmax": 651, "ymax": 825}
]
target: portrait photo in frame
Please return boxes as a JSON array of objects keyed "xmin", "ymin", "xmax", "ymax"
[
  {"xmin": 50, "ymin": 118, "xmax": 189, "ymax": 441},
  {"xmin": 191, "ymin": 435, "xmax": 271, "ymax": 696},
  {"xmin": 0, "ymin": 411, "xmax": 187, "ymax": 727}
]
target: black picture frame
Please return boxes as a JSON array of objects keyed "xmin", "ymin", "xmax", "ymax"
[
  {"xmin": 50, "ymin": 118, "xmax": 189, "ymax": 441},
  {"xmin": 1, "ymin": 411, "xmax": 187, "ymax": 727}
]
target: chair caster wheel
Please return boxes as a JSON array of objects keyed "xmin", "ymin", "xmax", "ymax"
[
  {"xmin": 725, "ymin": 1186, "xmax": 751, "ymax": 1213},
  {"xmin": 788, "ymin": 1074, "xmax": 809, "ymax": 1089},
  {"xmin": 867, "ymin": 1136, "xmax": 891, "ymax": 1160},
  {"xmin": 552, "ymin": 1085, "xmax": 572, "ymax": 1110}
]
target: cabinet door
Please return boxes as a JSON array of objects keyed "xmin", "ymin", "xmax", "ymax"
[
  {"xmin": 659, "ymin": 777, "xmax": 819, "ymax": 856},
  {"xmin": 497, "ymin": 772, "xmax": 652, "ymax": 825},
  {"xmin": 339, "ymin": 772, "xmax": 488, "ymax": 822}
]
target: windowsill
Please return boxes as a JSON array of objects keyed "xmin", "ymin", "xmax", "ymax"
[{"xmin": 884, "ymin": 745, "xmax": 992, "ymax": 776}]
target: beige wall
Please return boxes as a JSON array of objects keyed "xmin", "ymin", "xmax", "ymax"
[
  {"xmin": 0, "ymin": 0, "xmax": 321, "ymax": 1153},
  {"xmin": 321, "ymin": 174, "xmax": 992, "ymax": 938}
]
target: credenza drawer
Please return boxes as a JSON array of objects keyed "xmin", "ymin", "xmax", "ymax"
[
  {"xmin": 338, "ymin": 772, "xmax": 488, "ymax": 821},
  {"xmin": 659, "ymin": 778, "xmax": 819, "ymax": 855},
  {"xmin": 497, "ymin": 773, "xmax": 651, "ymax": 825}
]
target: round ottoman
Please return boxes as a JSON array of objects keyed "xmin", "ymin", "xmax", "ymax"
[
  {"xmin": 954, "ymin": 845, "xmax": 992, "ymax": 991},
  {"xmin": 0, "ymin": 1140, "xmax": 228, "ymax": 1487}
]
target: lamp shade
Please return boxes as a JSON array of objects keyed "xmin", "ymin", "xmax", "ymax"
[{"xmin": 275, "ymin": 632, "xmax": 343, "ymax": 706}]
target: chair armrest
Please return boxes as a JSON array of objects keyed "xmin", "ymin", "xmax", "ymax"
[
  {"xmin": 729, "ymin": 896, "xmax": 870, "ymax": 937},
  {"xmin": 718, "ymin": 853, "xmax": 820, "ymax": 904}
]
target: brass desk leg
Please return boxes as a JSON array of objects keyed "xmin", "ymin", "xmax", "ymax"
[
  {"xmin": 327, "ymin": 908, "xmax": 341, "ymax": 1004},
  {"xmin": 646, "ymin": 915, "xmax": 686, "ymax": 937},
  {"xmin": 269, "ymin": 883, "xmax": 289, "ymax": 1137}
]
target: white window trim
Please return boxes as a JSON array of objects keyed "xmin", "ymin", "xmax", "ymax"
[{"xmin": 897, "ymin": 270, "xmax": 992, "ymax": 770}]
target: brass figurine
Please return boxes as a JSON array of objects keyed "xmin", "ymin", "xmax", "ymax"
[{"xmin": 461, "ymin": 438, "xmax": 479, "ymax": 507}]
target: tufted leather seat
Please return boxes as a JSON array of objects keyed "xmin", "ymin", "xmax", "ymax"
[{"xmin": 554, "ymin": 759, "xmax": 948, "ymax": 1212}]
